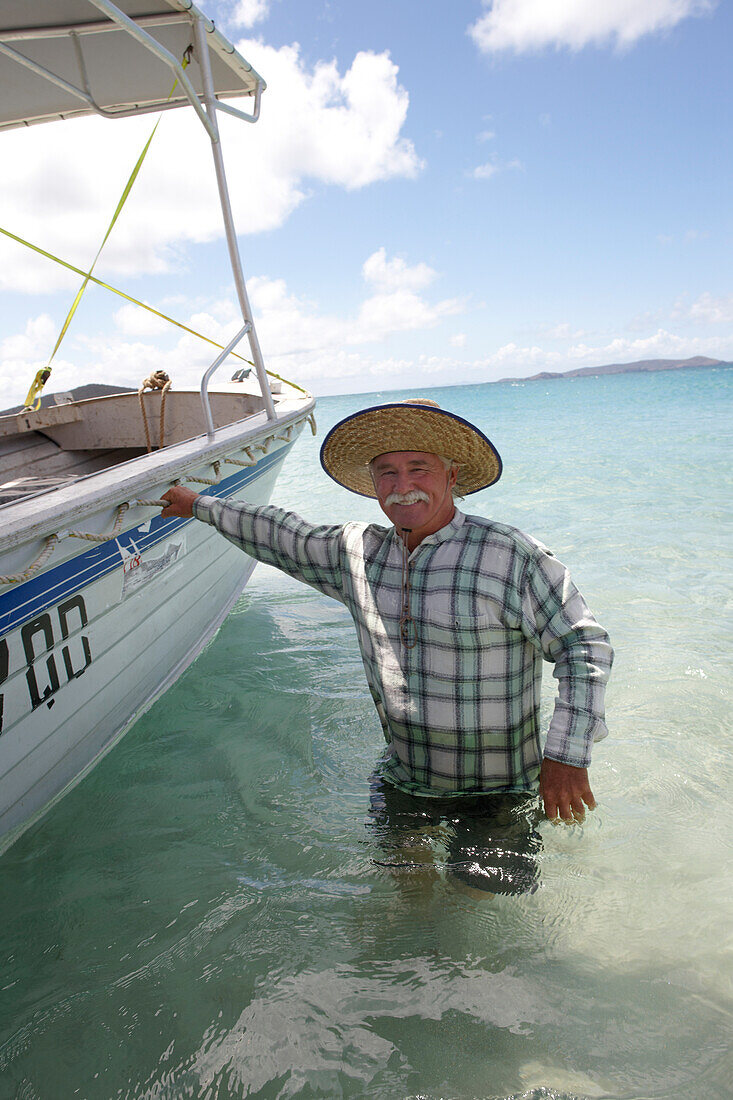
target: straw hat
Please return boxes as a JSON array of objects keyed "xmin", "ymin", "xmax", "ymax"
[{"xmin": 319, "ymin": 398, "xmax": 502, "ymax": 498}]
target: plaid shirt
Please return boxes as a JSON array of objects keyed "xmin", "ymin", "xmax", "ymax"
[{"xmin": 193, "ymin": 498, "xmax": 613, "ymax": 796}]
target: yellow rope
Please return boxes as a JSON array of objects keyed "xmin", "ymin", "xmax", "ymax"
[
  {"xmin": 2, "ymin": 224, "xmax": 311, "ymax": 398},
  {"xmin": 1, "ymin": 226, "xmax": 256, "ymax": 371},
  {"xmin": 22, "ymin": 368, "xmax": 52, "ymax": 412},
  {"xmin": 6, "ymin": 43, "xmax": 312, "ymax": 406},
  {"xmin": 19, "ymin": 52, "xmax": 192, "ymax": 411}
]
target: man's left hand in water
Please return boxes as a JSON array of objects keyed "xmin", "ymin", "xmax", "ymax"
[{"xmin": 539, "ymin": 757, "xmax": 597, "ymax": 823}]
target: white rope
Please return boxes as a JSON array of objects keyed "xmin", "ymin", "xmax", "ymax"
[
  {"xmin": 0, "ymin": 534, "xmax": 59, "ymax": 585},
  {"xmin": 182, "ymin": 475, "xmax": 219, "ymax": 486},
  {"xmin": 0, "ymin": 418, "xmax": 313, "ymax": 584},
  {"xmin": 64, "ymin": 502, "xmax": 130, "ymax": 542},
  {"xmin": 222, "ymin": 442, "xmax": 262, "ymax": 468},
  {"xmin": 224, "ymin": 456, "xmax": 257, "ymax": 467},
  {"xmin": 182, "ymin": 459, "xmax": 225, "ymax": 486}
]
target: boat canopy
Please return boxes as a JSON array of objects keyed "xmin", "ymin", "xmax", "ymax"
[{"xmin": 0, "ymin": 0, "xmax": 265, "ymax": 132}]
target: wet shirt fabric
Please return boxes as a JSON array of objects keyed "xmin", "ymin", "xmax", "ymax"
[{"xmin": 193, "ymin": 498, "xmax": 613, "ymax": 797}]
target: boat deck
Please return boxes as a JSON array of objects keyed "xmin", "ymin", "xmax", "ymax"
[
  {"xmin": 0, "ymin": 434, "xmax": 146, "ymax": 505},
  {"xmin": 0, "ymin": 385, "xmax": 273, "ymax": 506}
]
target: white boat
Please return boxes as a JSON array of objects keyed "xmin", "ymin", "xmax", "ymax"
[{"xmin": 0, "ymin": 1, "xmax": 316, "ymax": 854}]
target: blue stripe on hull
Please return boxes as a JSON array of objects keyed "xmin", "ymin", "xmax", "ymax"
[{"xmin": 0, "ymin": 444, "xmax": 290, "ymax": 637}]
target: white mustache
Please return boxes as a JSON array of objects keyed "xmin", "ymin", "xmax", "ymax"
[{"xmin": 385, "ymin": 490, "xmax": 430, "ymax": 506}]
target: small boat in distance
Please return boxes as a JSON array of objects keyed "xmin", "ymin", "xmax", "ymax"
[{"xmin": 0, "ymin": 1, "xmax": 316, "ymax": 854}]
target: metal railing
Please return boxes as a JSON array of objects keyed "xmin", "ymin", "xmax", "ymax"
[{"xmin": 200, "ymin": 322, "xmax": 251, "ymax": 438}]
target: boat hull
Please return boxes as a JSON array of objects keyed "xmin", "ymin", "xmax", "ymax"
[{"xmin": 0, "ymin": 417, "xmax": 307, "ymax": 854}]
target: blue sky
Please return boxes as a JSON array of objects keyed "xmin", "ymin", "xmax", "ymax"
[{"xmin": 1, "ymin": 0, "xmax": 731, "ymax": 403}]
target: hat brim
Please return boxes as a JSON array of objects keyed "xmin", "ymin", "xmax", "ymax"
[{"xmin": 319, "ymin": 403, "xmax": 503, "ymax": 498}]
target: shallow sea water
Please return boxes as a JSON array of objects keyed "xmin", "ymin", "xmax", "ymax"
[{"xmin": 1, "ymin": 369, "xmax": 731, "ymax": 1099}]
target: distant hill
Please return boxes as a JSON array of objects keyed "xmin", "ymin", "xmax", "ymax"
[{"xmin": 497, "ymin": 356, "xmax": 731, "ymax": 384}]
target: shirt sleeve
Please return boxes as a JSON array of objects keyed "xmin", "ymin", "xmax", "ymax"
[
  {"xmin": 519, "ymin": 547, "xmax": 614, "ymax": 768},
  {"xmin": 192, "ymin": 495, "xmax": 345, "ymax": 602}
]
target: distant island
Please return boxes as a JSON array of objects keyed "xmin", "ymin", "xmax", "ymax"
[{"xmin": 497, "ymin": 355, "xmax": 731, "ymax": 384}]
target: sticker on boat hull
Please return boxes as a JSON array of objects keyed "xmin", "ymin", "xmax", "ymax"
[{"xmin": 119, "ymin": 537, "xmax": 185, "ymax": 598}]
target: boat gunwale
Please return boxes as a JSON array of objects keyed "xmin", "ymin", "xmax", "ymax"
[{"xmin": 0, "ymin": 392, "xmax": 314, "ymax": 555}]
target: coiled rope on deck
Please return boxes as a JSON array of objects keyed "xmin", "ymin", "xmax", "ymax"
[{"xmin": 138, "ymin": 370, "xmax": 172, "ymax": 452}]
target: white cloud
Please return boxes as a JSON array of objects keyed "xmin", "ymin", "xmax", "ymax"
[
  {"xmin": 471, "ymin": 156, "xmax": 522, "ymax": 180},
  {"xmin": 657, "ymin": 229, "xmax": 709, "ymax": 246},
  {"xmin": 538, "ymin": 322, "xmax": 587, "ymax": 340},
  {"xmin": 357, "ymin": 288, "xmax": 461, "ymax": 340},
  {"xmin": 681, "ymin": 292, "xmax": 733, "ymax": 325},
  {"xmin": 564, "ymin": 328, "xmax": 731, "ymax": 364},
  {"xmin": 476, "ymin": 341, "xmax": 557, "ymax": 371},
  {"xmin": 5, "ymin": 268, "xmax": 730, "ymax": 406},
  {"xmin": 0, "ymin": 324, "xmax": 84, "ymax": 410},
  {"xmin": 472, "ymin": 161, "xmax": 500, "ymax": 181},
  {"xmin": 626, "ymin": 308, "xmax": 665, "ymax": 333},
  {"xmin": 469, "ymin": 0, "xmax": 716, "ymax": 55},
  {"xmin": 0, "ymin": 249, "xmax": 465, "ymax": 405},
  {"xmin": 0, "ymin": 314, "xmax": 56, "ymax": 361},
  {"xmin": 362, "ymin": 247, "xmax": 436, "ymax": 293},
  {"xmin": 248, "ymin": 249, "xmax": 461, "ymax": 351},
  {"xmin": 232, "ymin": 0, "xmax": 271, "ymax": 29},
  {"xmin": 0, "ymin": 43, "xmax": 421, "ymax": 292},
  {"xmin": 4, "ymin": 313, "xmax": 729, "ymax": 405},
  {"xmin": 113, "ymin": 303, "xmax": 171, "ymax": 337},
  {"xmin": 467, "ymin": 327, "xmax": 732, "ymax": 382}
]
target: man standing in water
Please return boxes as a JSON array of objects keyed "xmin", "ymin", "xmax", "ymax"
[{"xmin": 161, "ymin": 399, "xmax": 612, "ymax": 894}]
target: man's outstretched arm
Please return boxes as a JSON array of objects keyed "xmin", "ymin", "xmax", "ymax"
[{"xmin": 160, "ymin": 487, "xmax": 346, "ymax": 602}]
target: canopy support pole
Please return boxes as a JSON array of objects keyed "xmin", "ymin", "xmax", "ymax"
[{"xmin": 192, "ymin": 14, "xmax": 276, "ymax": 422}]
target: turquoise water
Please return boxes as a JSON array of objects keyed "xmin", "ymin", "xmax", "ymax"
[{"xmin": 1, "ymin": 368, "xmax": 731, "ymax": 1099}]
